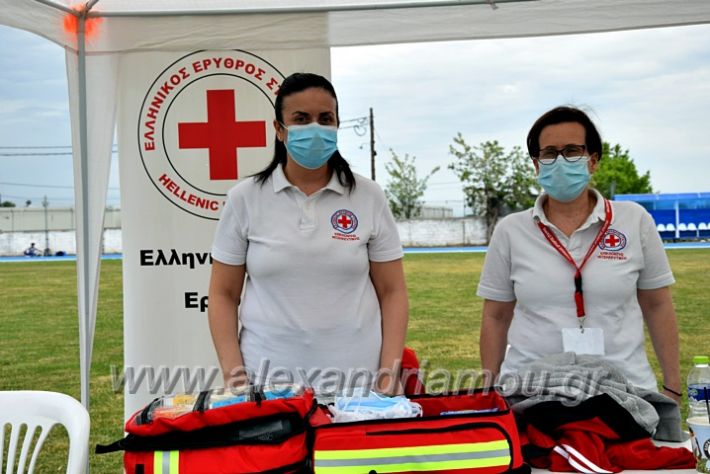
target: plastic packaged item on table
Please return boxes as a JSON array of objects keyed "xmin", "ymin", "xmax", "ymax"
[
  {"xmin": 329, "ymin": 391, "xmax": 423, "ymax": 423},
  {"xmin": 149, "ymin": 393, "xmax": 198, "ymax": 420}
]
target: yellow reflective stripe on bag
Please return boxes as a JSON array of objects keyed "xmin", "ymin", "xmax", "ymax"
[
  {"xmin": 314, "ymin": 440, "xmax": 511, "ymax": 473},
  {"xmin": 154, "ymin": 450, "xmax": 180, "ymax": 474}
]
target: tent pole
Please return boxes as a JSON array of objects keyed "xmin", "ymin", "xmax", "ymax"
[
  {"xmin": 77, "ymin": 10, "xmax": 91, "ymax": 413},
  {"xmin": 32, "ymin": 0, "xmax": 77, "ymax": 15},
  {"xmin": 86, "ymin": 0, "xmax": 532, "ymax": 17},
  {"xmin": 77, "ymin": 10, "xmax": 92, "ymax": 473}
]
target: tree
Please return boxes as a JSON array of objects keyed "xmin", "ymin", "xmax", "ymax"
[
  {"xmin": 384, "ymin": 149, "xmax": 439, "ymax": 219},
  {"xmin": 1, "ymin": 201, "xmax": 16, "ymax": 207},
  {"xmin": 591, "ymin": 142, "xmax": 653, "ymax": 198},
  {"xmin": 449, "ymin": 136, "xmax": 538, "ymax": 240}
]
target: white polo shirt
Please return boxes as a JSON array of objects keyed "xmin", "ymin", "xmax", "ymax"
[
  {"xmin": 212, "ymin": 165, "xmax": 403, "ymax": 387},
  {"xmin": 477, "ymin": 189, "xmax": 675, "ymax": 390}
]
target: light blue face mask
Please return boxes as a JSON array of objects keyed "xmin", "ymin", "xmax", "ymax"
[
  {"xmin": 332, "ymin": 391, "xmax": 422, "ymax": 422},
  {"xmin": 283, "ymin": 122, "xmax": 338, "ymax": 170},
  {"xmin": 335, "ymin": 392, "xmax": 411, "ymax": 412},
  {"xmin": 536, "ymin": 158, "xmax": 590, "ymax": 202}
]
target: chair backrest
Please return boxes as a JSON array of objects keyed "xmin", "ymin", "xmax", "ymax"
[{"xmin": 0, "ymin": 391, "xmax": 89, "ymax": 474}]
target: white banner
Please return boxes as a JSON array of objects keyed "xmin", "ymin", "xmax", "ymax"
[{"xmin": 117, "ymin": 48, "xmax": 331, "ymax": 417}]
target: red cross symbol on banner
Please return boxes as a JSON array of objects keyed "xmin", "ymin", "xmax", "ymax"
[
  {"xmin": 338, "ymin": 214, "xmax": 352, "ymax": 229},
  {"xmin": 605, "ymin": 234, "xmax": 620, "ymax": 247},
  {"xmin": 178, "ymin": 89, "xmax": 266, "ymax": 180}
]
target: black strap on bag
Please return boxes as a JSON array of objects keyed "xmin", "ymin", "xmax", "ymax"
[{"xmin": 96, "ymin": 412, "xmax": 306, "ymax": 454}]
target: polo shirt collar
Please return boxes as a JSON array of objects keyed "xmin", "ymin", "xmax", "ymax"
[
  {"xmin": 533, "ymin": 188, "xmax": 606, "ymax": 230},
  {"xmin": 271, "ymin": 163, "xmax": 291, "ymax": 193},
  {"xmin": 271, "ymin": 163, "xmax": 347, "ymax": 195}
]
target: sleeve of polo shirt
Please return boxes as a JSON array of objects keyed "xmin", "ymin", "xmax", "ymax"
[
  {"xmin": 637, "ymin": 207, "xmax": 675, "ymax": 289},
  {"xmin": 476, "ymin": 218, "xmax": 516, "ymax": 302},
  {"xmin": 211, "ymin": 187, "xmax": 248, "ymax": 265},
  {"xmin": 368, "ymin": 189, "xmax": 404, "ymax": 262}
]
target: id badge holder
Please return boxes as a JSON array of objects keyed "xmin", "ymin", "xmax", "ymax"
[{"xmin": 562, "ymin": 326, "xmax": 605, "ymax": 356}]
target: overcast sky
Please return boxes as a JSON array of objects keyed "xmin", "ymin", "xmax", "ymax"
[{"xmin": 1, "ymin": 23, "xmax": 709, "ymax": 212}]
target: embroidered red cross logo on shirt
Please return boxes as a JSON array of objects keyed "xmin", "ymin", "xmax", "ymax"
[
  {"xmin": 337, "ymin": 214, "xmax": 352, "ymax": 229},
  {"xmin": 178, "ymin": 89, "xmax": 266, "ymax": 180},
  {"xmin": 604, "ymin": 234, "xmax": 620, "ymax": 248}
]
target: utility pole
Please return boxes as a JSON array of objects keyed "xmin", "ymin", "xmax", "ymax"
[
  {"xmin": 42, "ymin": 195, "xmax": 50, "ymax": 256},
  {"xmin": 369, "ymin": 107, "xmax": 376, "ymax": 182},
  {"xmin": 340, "ymin": 110, "xmax": 376, "ymax": 180}
]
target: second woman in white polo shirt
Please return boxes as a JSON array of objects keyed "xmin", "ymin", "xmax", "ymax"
[
  {"xmin": 208, "ymin": 72, "xmax": 408, "ymax": 394},
  {"xmin": 477, "ymin": 106, "xmax": 681, "ymax": 400}
]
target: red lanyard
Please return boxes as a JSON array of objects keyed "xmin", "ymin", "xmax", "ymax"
[{"xmin": 536, "ymin": 198, "xmax": 612, "ymax": 322}]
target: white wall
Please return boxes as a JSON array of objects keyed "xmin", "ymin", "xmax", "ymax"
[
  {"xmin": 0, "ymin": 207, "xmax": 121, "ymax": 232},
  {"xmin": 397, "ymin": 217, "xmax": 487, "ymax": 247},
  {"xmin": 0, "ymin": 229, "xmax": 122, "ymax": 256},
  {"xmin": 0, "ymin": 219, "xmax": 487, "ymax": 256}
]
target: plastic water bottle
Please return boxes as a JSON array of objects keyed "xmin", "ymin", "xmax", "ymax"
[{"xmin": 688, "ymin": 355, "xmax": 710, "ymax": 418}]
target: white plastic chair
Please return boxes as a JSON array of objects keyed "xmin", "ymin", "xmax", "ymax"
[{"xmin": 0, "ymin": 391, "xmax": 89, "ymax": 474}]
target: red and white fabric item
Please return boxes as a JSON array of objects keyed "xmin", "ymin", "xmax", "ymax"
[{"xmin": 518, "ymin": 394, "xmax": 695, "ymax": 472}]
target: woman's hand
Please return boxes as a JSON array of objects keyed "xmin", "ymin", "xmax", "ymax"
[
  {"xmin": 223, "ymin": 366, "xmax": 251, "ymax": 390},
  {"xmin": 375, "ymin": 372, "xmax": 404, "ymax": 396}
]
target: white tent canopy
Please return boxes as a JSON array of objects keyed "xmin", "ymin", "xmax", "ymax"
[
  {"xmin": 4, "ymin": 0, "xmax": 710, "ymax": 52},
  {"xmin": 1, "ymin": 0, "xmax": 710, "ymax": 412}
]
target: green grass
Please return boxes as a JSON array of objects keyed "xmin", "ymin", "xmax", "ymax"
[{"xmin": 0, "ymin": 250, "xmax": 708, "ymax": 472}]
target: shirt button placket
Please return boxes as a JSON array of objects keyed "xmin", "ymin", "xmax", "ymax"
[
  {"xmin": 569, "ymin": 235, "xmax": 583, "ymax": 261},
  {"xmin": 300, "ymin": 197, "xmax": 316, "ymax": 229}
]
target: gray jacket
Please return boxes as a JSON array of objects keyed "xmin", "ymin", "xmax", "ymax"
[{"xmin": 501, "ymin": 352, "xmax": 684, "ymax": 441}]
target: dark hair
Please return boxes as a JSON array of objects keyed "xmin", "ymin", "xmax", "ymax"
[
  {"xmin": 254, "ymin": 72, "xmax": 355, "ymax": 190},
  {"xmin": 526, "ymin": 106, "xmax": 602, "ymax": 160}
]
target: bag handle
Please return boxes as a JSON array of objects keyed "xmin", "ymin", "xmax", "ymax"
[
  {"xmin": 194, "ymin": 390, "xmax": 211, "ymax": 412},
  {"xmin": 136, "ymin": 397, "xmax": 161, "ymax": 425}
]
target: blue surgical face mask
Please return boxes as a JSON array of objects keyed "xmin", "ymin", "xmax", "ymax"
[
  {"xmin": 283, "ymin": 122, "xmax": 338, "ymax": 170},
  {"xmin": 536, "ymin": 158, "xmax": 590, "ymax": 202},
  {"xmin": 332, "ymin": 391, "xmax": 422, "ymax": 422}
]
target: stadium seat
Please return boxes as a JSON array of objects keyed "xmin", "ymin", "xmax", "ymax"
[
  {"xmin": 660, "ymin": 223, "xmax": 676, "ymax": 240},
  {"xmin": 687, "ymin": 223, "xmax": 699, "ymax": 239},
  {"xmin": 700, "ymin": 222, "xmax": 710, "ymax": 238},
  {"xmin": 678, "ymin": 223, "xmax": 696, "ymax": 239}
]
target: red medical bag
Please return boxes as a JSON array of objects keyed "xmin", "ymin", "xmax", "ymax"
[
  {"xmin": 97, "ymin": 388, "xmax": 315, "ymax": 474},
  {"xmin": 309, "ymin": 389, "xmax": 530, "ymax": 474}
]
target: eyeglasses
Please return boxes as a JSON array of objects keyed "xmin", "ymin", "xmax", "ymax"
[{"xmin": 536, "ymin": 144, "xmax": 589, "ymax": 165}]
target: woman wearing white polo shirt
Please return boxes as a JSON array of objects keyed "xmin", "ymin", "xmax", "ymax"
[
  {"xmin": 478, "ymin": 106, "xmax": 682, "ymax": 401},
  {"xmin": 208, "ymin": 73, "xmax": 408, "ymax": 394}
]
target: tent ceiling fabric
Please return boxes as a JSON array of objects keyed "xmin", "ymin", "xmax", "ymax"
[{"xmin": 1, "ymin": 0, "xmax": 710, "ymax": 52}]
